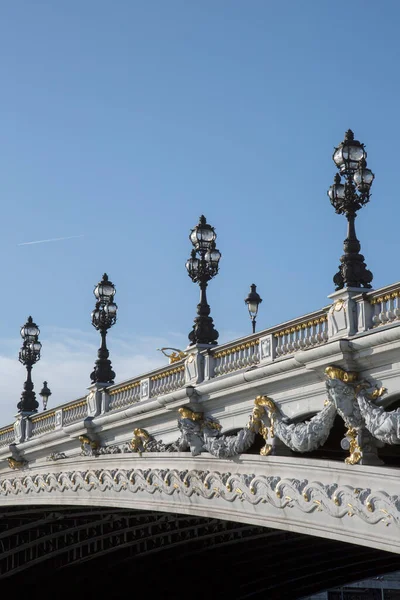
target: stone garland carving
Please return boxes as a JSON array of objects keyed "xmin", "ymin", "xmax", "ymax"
[
  {"xmin": 25, "ymin": 365, "xmax": 400, "ymax": 467},
  {"xmin": 356, "ymin": 390, "xmax": 400, "ymax": 445},
  {"xmin": 270, "ymin": 402, "xmax": 337, "ymax": 453},
  {"xmin": 47, "ymin": 452, "xmax": 67, "ymax": 462},
  {"xmin": 0, "ymin": 467, "xmax": 399, "ymax": 530}
]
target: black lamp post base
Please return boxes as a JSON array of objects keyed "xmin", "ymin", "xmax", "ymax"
[
  {"xmin": 334, "ymin": 252, "xmax": 373, "ymax": 291},
  {"xmin": 188, "ymin": 316, "xmax": 219, "ymax": 346},
  {"xmin": 17, "ymin": 378, "xmax": 39, "ymax": 413},
  {"xmin": 90, "ymin": 359, "xmax": 115, "ymax": 385}
]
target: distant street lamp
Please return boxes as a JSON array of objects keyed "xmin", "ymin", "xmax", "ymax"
[
  {"xmin": 245, "ymin": 284, "xmax": 263, "ymax": 333},
  {"xmin": 90, "ymin": 273, "xmax": 118, "ymax": 384},
  {"xmin": 328, "ymin": 129, "xmax": 375, "ymax": 290},
  {"xmin": 39, "ymin": 381, "xmax": 52, "ymax": 411},
  {"xmin": 186, "ymin": 215, "xmax": 221, "ymax": 345},
  {"xmin": 18, "ymin": 316, "xmax": 41, "ymax": 414}
]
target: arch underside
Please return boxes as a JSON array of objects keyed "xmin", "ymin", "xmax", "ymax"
[
  {"xmin": 1, "ymin": 505, "xmax": 400, "ymax": 599},
  {"xmin": 1, "ymin": 454, "xmax": 400, "ymax": 598}
]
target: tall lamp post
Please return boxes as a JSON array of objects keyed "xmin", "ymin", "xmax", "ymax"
[
  {"xmin": 245, "ymin": 284, "xmax": 263, "ymax": 334},
  {"xmin": 186, "ymin": 215, "xmax": 221, "ymax": 345},
  {"xmin": 18, "ymin": 316, "xmax": 41, "ymax": 414},
  {"xmin": 328, "ymin": 129, "xmax": 375, "ymax": 290},
  {"xmin": 90, "ymin": 273, "xmax": 118, "ymax": 384}
]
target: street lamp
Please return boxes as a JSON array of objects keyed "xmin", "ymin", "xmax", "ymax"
[
  {"xmin": 186, "ymin": 215, "xmax": 221, "ymax": 345},
  {"xmin": 245, "ymin": 284, "xmax": 263, "ymax": 333},
  {"xmin": 18, "ymin": 316, "xmax": 41, "ymax": 414},
  {"xmin": 39, "ymin": 381, "xmax": 52, "ymax": 411},
  {"xmin": 328, "ymin": 129, "xmax": 375, "ymax": 290},
  {"xmin": 90, "ymin": 273, "xmax": 118, "ymax": 384}
]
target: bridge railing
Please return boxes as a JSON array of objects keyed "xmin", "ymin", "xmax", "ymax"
[
  {"xmin": 2, "ymin": 281, "xmax": 400, "ymax": 446},
  {"xmin": 365, "ymin": 283, "xmax": 400, "ymax": 328},
  {"xmin": 207, "ymin": 306, "xmax": 330, "ymax": 378},
  {"xmin": 106, "ymin": 359, "xmax": 186, "ymax": 411},
  {"xmin": 0, "ymin": 426, "xmax": 15, "ymax": 448}
]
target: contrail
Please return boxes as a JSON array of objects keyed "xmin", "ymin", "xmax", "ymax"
[{"xmin": 18, "ymin": 234, "xmax": 84, "ymax": 246}]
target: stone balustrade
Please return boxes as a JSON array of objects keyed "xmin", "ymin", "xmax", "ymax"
[
  {"xmin": 61, "ymin": 398, "xmax": 88, "ymax": 426},
  {"xmin": 2, "ymin": 280, "xmax": 400, "ymax": 446},
  {"xmin": 30, "ymin": 411, "xmax": 56, "ymax": 437},
  {"xmin": 274, "ymin": 311, "xmax": 329, "ymax": 357},
  {"xmin": 212, "ymin": 338, "xmax": 260, "ymax": 376},
  {"xmin": 368, "ymin": 285, "xmax": 400, "ymax": 328},
  {"xmin": 149, "ymin": 364, "xmax": 186, "ymax": 397},
  {"xmin": 0, "ymin": 427, "xmax": 15, "ymax": 448},
  {"xmin": 108, "ymin": 380, "xmax": 141, "ymax": 411}
]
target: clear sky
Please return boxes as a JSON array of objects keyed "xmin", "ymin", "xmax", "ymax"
[{"xmin": 0, "ymin": 0, "xmax": 399, "ymax": 422}]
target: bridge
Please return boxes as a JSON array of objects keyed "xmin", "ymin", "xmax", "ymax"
[
  {"xmin": 2, "ymin": 277, "xmax": 400, "ymax": 597},
  {"xmin": 2, "ymin": 132, "xmax": 400, "ymax": 598}
]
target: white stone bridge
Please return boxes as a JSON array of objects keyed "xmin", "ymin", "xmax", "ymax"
[{"xmin": 2, "ymin": 282, "xmax": 400, "ymax": 598}]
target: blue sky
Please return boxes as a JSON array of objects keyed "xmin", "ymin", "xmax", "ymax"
[{"xmin": 0, "ymin": 1, "xmax": 399, "ymax": 421}]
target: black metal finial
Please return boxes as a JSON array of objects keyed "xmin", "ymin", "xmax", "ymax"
[
  {"xmin": 186, "ymin": 216, "xmax": 221, "ymax": 345},
  {"xmin": 329, "ymin": 131, "xmax": 374, "ymax": 290},
  {"xmin": 90, "ymin": 274, "xmax": 118, "ymax": 384},
  {"xmin": 345, "ymin": 129, "xmax": 354, "ymax": 141},
  {"xmin": 18, "ymin": 316, "xmax": 42, "ymax": 414}
]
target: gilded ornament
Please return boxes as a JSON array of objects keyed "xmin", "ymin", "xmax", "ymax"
[
  {"xmin": 7, "ymin": 457, "xmax": 27, "ymax": 470},
  {"xmin": 325, "ymin": 366, "xmax": 358, "ymax": 383},
  {"xmin": 31, "ymin": 411, "xmax": 56, "ymax": 423},
  {"xmin": 178, "ymin": 407, "xmax": 204, "ymax": 422},
  {"xmin": 130, "ymin": 428, "xmax": 151, "ymax": 455},
  {"xmin": 79, "ymin": 435, "xmax": 99, "ymax": 453},
  {"xmin": 158, "ymin": 347, "xmax": 187, "ymax": 364},
  {"xmin": 344, "ymin": 427, "xmax": 362, "ymax": 465},
  {"xmin": 65, "ymin": 400, "xmax": 86, "ymax": 411},
  {"xmin": 333, "ymin": 299, "xmax": 345, "ymax": 312}
]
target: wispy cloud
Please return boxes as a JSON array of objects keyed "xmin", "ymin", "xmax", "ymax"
[{"xmin": 18, "ymin": 234, "xmax": 84, "ymax": 246}]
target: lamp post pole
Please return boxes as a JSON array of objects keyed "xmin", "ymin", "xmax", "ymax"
[
  {"xmin": 186, "ymin": 215, "xmax": 221, "ymax": 345},
  {"xmin": 90, "ymin": 273, "xmax": 118, "ymax": 384},
  {"xmin": 18, "ymin": 316, "xmax": 42, "ymax": 414},
  {"xmin": 328, "ymin": 130, "xmax": 375, "ymax": 290}
]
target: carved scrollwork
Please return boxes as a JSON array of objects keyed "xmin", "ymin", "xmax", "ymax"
[{"xmin": 1, "ymin": 467, "xmax": 400, "ymax": 531}]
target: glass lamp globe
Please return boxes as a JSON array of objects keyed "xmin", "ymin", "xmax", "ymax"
[
  {"xmin": 333, "ymin": 130, "xmax": 366, "ymax": 174},
  {"xmin": 354, "ymin": 159, "xmax": 375, "ymax": 193},
  {"xmin": 189, "ymin": 215, "xmax": 216, "ymax": 251},
  {"xmin": 21, "ymin": 316, "xmax": 40, "ymax": 341},
  {"xmin": 94, "ymin": 273, "xmax": 116, "ymax": 302}
]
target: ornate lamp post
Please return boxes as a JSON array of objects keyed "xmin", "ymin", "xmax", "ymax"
[
  {"xmin": 39, "ymin": 381, "xmax": 52, "ymax": 411},
  {"xmin": 90, "ymin": 273, "xmax": 118, "ymax": 384},
  {"xmin": 18, "ymin": 316, "xmax": 41, "ymax": 414},
  {"xmin": 245, "ymin": 284, "xmax": 263, "ymax": 333},
  {"xmin": 186, "ymin": 215, "xmax": 221, "ymax": 345},
  {"xmin": 328, "ymin": 129, "xmax": 375, "ymax": 290}
]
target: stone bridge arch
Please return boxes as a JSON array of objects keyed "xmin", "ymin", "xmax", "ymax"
[{"xmin": 1, "ymin": 453, "xmax": 400, "ymax": 555}]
